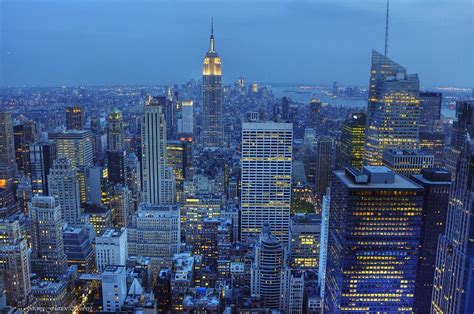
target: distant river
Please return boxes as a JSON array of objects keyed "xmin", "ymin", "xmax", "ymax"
[{"xmin": 271, "ymin": 86, "xmax": 455, "ymax": 119}]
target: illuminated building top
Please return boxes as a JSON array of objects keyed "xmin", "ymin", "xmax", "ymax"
[{"xmin": 203, "ymin": 20, "xmax": 221, "ymax": 76}]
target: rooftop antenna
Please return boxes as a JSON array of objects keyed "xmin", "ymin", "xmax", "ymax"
[
  {"xmin": 210, "ymin": 17, "xmax": 215, "ymax": 52},
  {"xmin": 384, "ymin": 0, "xmax": 389, "ymax": 56}
]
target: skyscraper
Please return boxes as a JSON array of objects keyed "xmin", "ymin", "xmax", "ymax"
[
  {"xmin": 141, "ymin": 96, "xmax": 176, "ymax": 205},
  {"xmin": 0, "ymin": 217, "xmax": 32, "ymax": 308},
  {"xmin": 444, "ymin": 101, "xmax": 474, "ymax": 177},
  {"xmin": 29, "ymin": 196, "xmax": 68, "ymax": 279},
  {"xmin": 107, "ymin": 108, "xmax": 126, "ymax": 184},
  {"xmin": 0, "ymin": 111, "xmax": 17, "ymax": 186},
  {"xmin": 107, "ymin": 108, "xmax": 124, "ymax": 152},
  {"xmin": 281, "ymin": 96, "xmax": 289, "ymax": 121},
  {"xmin": 110, "ymin": 184, "xmax": 131, "ymax": 228},
  {"xmin": 240, "ymin": 122, "xmax": 293, "ymax": 242},
  {"xmin": 364, "ymin": 50, "xmax": 420, "ymax": 166},
  {"xmin": 49, "ymin": 130, "xmax": 94, "ymax": 204},
  {"xmin": 419, "ymin": 92, "xmax": 442, "ymax": 129},
  {"xmin": 178, "ymin": 100, "xmax": 194, "ymax": 135},
  {"xmin": 13, "ymin": 120, "xmax": 37, "ymax": 173},
  {"xmin": 338, "ymin": 113, "xmax": 366, "ymax": 170},
  {"xmin": 29, "ymin": 141, "xmax": 57, "ymax": 195},
  {"xmin": 324, "ymin": 166, "xmax": 424, "ymax": 312},
  {"xmin": 432, "ymin": 135, "xmax": 474, "ymax": 314},
  {"xmin": 48, "ymin": 157, "xmax": 81, "ymax": 224},
  {"xmin": 202, "ymin": 21, "xmax": 223, "ymax": 149},
  {"xmin": 250, "ymin": 223, "xmax": 285, "ymax": 310},
  {"xmin": 314, "ymin": 136, "xmax": 334, "ymax": 194},
  {"xmin": 410, "ymin": 168, "xmax": 451, "ymax": 313},
  {"xmin": 308, "ymin": 98, "xmax": 322, "ymax": 130},
  {"xmin": 65, "ymin": 106, "xmax": 84, "ymax": 130}
]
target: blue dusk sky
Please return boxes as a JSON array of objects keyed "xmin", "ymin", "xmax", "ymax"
[{"xmin": 1, "ymin": 0, "xmax": 472, "ymax": 87}]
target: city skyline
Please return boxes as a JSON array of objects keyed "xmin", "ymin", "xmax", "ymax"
[
  {"xmin": 1, "ymin": 1, "xmax": 474, "ymax": 312},
  {"xmin": 1, "ymin": 0, "xmax": 473, "ymax": 87}
]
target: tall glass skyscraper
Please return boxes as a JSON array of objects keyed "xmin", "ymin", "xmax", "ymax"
[
  {"xmin": 240, "ymin": 122, "xmax": 292, "ymax": 242},
  {"xmin": 364, "ymin": 50, "xmax": 420, "ymax": 166},
  {"xmin": 324, "ymin": 166, "xmax": 424, "ymax": 313},
  {"xmin": 202, "ymin": 22, "xmax": 223, "ymax": 149},
  {"xmin": 432, "ymin": 134, "xmax": 474, "ymax": 314}
]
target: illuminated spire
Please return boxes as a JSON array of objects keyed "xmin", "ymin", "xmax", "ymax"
[
  {"xmin": 384, "ymin": 0, "xmax": 389, "ymax": 56},
  {"xmin": 210, "ymin": 18, "xmax": 215, "ymax": 52}
]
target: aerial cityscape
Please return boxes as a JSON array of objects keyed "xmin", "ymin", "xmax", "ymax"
[{"xmin": 0, "ymin": 0, "xmax": 473, "ymax": 313}]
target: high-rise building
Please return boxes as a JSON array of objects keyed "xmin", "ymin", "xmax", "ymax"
[
  {"xmin": 107, "ymin": 108, "xmax": 124, "ymax": 152},
  {"xmin": 141, "ymin": 96, "xmax": 176, "ymax": 205},
  {"xmin": 13, "ymin": 120, "xmax": 37, "ymax": 173},
  {"xmin": 102, "ymin": 265, "xmax": 127, "ymax": 312},
  {"xmin": 419, "ymin": 92, "xmax": 442, "ymax": 130},
  {"xmin": 178, "ymin": 100, "xmax": 194, "ymax": 135},
  {"xmin": 410, "ymin": 168, "xmax": 451, "ymax": 313},
  {"xmin": 444, "ymin": 101, "xmax": 474, "ymax": 177},
  {"xmin": 432, "ymin": 136, "xmax": 474, "ymax": 314},
  {"xmin": 127, "ymin": 203, "xmax": 180, "ymax": 269},
  {"xmin": 107, "ymin": 108, "xmax": 126, "ymax": 184},
  {"xmin": 30, "ymin": 141, "xmax": 57, "ymax": 195},
  {"xmin": 16, "ymin": 176, "xmax": 33, "ymax": 215},
  {"xmin": 95, "ymin": 228, "xmax": 128, "ymax": 272},
  {"xmin": 48, "ymin": 157, "xmax": 81, "ymax": 224},
  {"xmin": 308, "ymin": 98, "xmax": 322, "ymax": 130},
  {"xmin": 314, "ymin": 136, "xmax": 334, "ymax": 194},
  {"xmin": 324, "ymin": 166, "xmax": 424, "ymax": 313},
  {"xmin": 202, "ymin": 22, "xmax": 223, "ymax": 149},
  {"xmin": 65, "ymin": 106, "xmax": 84, "ymax": 130},
  {"xmin": 281, "ymin": 96, "xmax": 290, "ymax": 121},
  {"xmin": 49, "ymin": 130, "xmax": 94, "ymax": 204},
  {"xmin": 419, "ymin": 120, "xmax": 445, "ymax": 168},
  {"xmin": 240, "ymin": 122, "xmax": 293, "ymax": 242},
  {"xmin": 0, "ymin": 217, "xmax": 32, "ymax": 308},
  {"xmin": 338, "ymin": 113, "xmax": 366, "ymax": 170},
  {"xmin": 318, "ymin": 194, "xmax": 330, "ymax": 299},
  {"xmin": 382, "ymin": 148, "xmax": 434, "ymax": 176},
  {"xmin": 364, "ymin": 50, "xmax": 420, "ymax": 166},
  {"xmin": 250, "ymin": 223, "xmax": 285, "ymax": 310},
  {"xmin": 63, "ymin": 226, "xmax": 95, "ymax": 273},
  {"xmin": 110, "ymin": 184, "xmax": 131, "ymax": 228},
  {"xmin": 280, "ymin": 269, "xmax": 304, "ymax": 314},
  {"xmin": 289, "ymin": 214, "xmax": 320, "ymax": 270},
  {"xmin": 0, "ymin": 112, "xmax": 17, "ymax": 186},
  {"xmin": 29, "ymin": 196, "xmax": 68, "ymax": 279}
]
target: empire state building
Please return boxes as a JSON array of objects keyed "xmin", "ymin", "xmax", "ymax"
[{"xmin": 202, "ymin": 21, "xmax": 223, "ymax": 149}]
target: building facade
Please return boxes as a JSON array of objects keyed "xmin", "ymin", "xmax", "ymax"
[
  {"xmin": 29, "ymin": 196, "xmax": 68, "ymax": 279},
  {"xmin": 432, "ymin": 136, "xmax": 474, "ymax": 314},
  {"xmin": 324, "ymin": 166, "xmax": 424, "ymax": 312},
  {"xmin": 364, "ymin": 51, "xmax": 420, "ymax": 166},
  {"xmin": 141, "ymin": 96, "xmax": 176, "ymax": 205},
  {"xmin": 48, "ymin": 157, "xmax": 82, "ymax": 224},
  {"xmin": 410, "ymin": 168, "xmax": 451, "ymax": 313},
  {"xmin": 240, "ymin": 122, "xmax": 293, "ymax": 242}
]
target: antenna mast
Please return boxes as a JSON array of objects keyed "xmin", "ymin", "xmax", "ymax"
[{"xmin": 384, "ymin": 0, "xmax": 389, "ymax": 56}]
